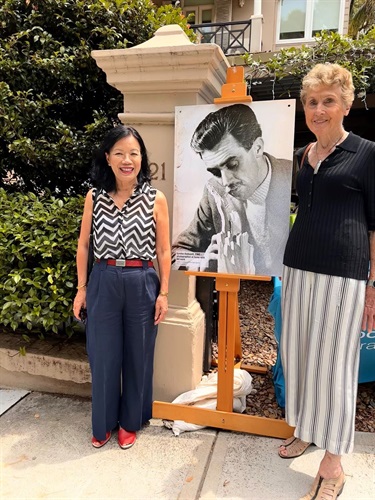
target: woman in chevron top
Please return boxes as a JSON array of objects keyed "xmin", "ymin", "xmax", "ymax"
[{"xmin": 73, "ymin": 125, "xmax": 171, "ymax": 450}]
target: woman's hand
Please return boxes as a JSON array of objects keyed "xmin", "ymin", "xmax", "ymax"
[
  {"xmin": 154, "ymin": 294, "xmax": 168, "ymax": 325},
  {"xmin": 73, "ymin": 288, "xmax": 87, "ymax": 321},
  {"xmin": 361, "ymin": 286, "xmax": 375, "ymax": 333}
]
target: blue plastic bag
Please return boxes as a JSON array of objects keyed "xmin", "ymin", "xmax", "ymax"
[
  {"xmin": 267, "ymin": 277, "xmax": 285, "ymax": 408},
  {"xmin": 359, "ymin": 329, "xmax": 375, "ymax": 383}
]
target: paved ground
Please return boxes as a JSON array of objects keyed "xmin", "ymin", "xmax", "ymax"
[{"xmin": 1, "ymin": 388, "xmax": 374, "ymax": 500}]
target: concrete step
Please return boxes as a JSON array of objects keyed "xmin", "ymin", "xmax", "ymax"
[{"xmin": 0, "ymin": 330, "xmax": 91, "ymax": 397}]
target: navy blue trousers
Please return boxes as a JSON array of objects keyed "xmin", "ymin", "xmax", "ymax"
[{"xmin": 86, "ymin": 260, "xmax": 159, "ymax": 441}]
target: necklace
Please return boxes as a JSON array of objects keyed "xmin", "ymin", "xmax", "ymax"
[{"xmin": 314, "ymin": 132, "xmax": 346, "ymax": 175}]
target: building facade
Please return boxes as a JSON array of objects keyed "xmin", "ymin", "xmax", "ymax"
[{"xmin": 155, "ymin": 0, "xmax": 351, "ymax": 55}]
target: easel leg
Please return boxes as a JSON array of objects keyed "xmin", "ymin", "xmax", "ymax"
[
  {"xmin": 216, "ymin": 277, "xmax": 240, "ymax": 412},
  {"xmin": 234, "ymin": 293, "xmax": 242, "ymax": 361}
]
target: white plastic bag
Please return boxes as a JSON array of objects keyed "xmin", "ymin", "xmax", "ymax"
[{"xmin": 163, "ymin": 369, "xmax": 252, "ymax": 436}]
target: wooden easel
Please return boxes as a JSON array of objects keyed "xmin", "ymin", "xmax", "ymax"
[
  {"xmin": 153, "ymin": 271, "xmax": 293, "ymax": 437},
  {"xmin": 152, "ymin": 67, "xmax": 294, "ymax": 438}
]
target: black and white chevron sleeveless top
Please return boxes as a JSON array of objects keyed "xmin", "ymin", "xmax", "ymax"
[{"xmin": 93, "ymin": 184, "xmax": 157, "ymax": 260}]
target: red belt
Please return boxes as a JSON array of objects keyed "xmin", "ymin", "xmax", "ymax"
[{"xmin": 96, "ymin": 259, "xmax": 153, "ymax": 268}]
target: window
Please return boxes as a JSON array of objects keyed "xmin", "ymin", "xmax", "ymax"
[
  {"xmin": 184, "ymin": 6, "xmax": 214, "ymax": 25},
  {"xmin": 278, "ymin": 0, "xmax": 343, "ymax": 42},
  {"xmin": 183, "ymin": 0, "xmax": 215, "ymax": 24}
]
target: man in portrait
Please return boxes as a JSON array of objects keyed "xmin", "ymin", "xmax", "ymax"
[{"xmin": 172, "ymin": 103, "xmax": 293, "ymax": 276}]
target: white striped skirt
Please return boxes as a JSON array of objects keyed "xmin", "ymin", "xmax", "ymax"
[{"xmin": 281, "ymin": 266, "xmax": 366, "ymax": 455}]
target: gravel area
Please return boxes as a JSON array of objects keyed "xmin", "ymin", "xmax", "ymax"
[{"xmin": 213, "ymin": 279, "xmax": 375, "ymax": 433}]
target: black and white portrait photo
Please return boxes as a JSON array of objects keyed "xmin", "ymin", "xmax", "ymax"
[{"xmin": 172, "ymin": 101, "xmax": 295, "ymax": 277}]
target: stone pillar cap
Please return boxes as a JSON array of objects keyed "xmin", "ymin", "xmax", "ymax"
[{"xmin": 130, "ymin": 24, "xmax": 193, "ymax": 49}]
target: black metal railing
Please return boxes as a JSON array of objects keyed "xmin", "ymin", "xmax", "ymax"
[{"xmin": 190, "ymin": 19, "xmax": 252, "ymax": 56}]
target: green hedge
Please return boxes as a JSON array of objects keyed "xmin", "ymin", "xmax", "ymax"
[
  {"xmin": 0, "ymin": 189, "xmax": 83, "ymax": 335},
  {"xmin": 0, "ymin": 0, "xmax": 195, "ymax": 196},
  {"xmin": 243, "ymin": 29, "xmax": 375, "ymax": 99}
]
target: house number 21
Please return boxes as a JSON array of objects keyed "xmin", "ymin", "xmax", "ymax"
[{"xmin": 150, "ymin": 162, "xmax": 166, "ymax": 181}]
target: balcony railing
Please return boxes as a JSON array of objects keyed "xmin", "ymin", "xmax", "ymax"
[{"xmin": 190, "ymin": 19, "xmax": 252, "ymax": 56}]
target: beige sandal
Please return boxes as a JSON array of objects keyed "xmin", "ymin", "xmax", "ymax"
[
  {"xmin": 278, "ymin": 437, "xmax": 312, "ymax": 459},
  {"xmin": 299, "ymin": 470, "xmax": 345, "ymax": 500}
]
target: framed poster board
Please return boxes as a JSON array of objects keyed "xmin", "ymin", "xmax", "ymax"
[{"xmin": 171, "ymin": 100, "xmax": 296, "ymax": 277}]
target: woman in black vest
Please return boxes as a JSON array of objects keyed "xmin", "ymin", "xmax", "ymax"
[{"xmin": 279, "ymin": 64, "xmax": 375, "ymax": 500}]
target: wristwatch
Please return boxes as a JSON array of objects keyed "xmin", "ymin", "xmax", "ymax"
[{"xmin": 366, "ymin": 279, "xmax": 375, "ymax": 288}]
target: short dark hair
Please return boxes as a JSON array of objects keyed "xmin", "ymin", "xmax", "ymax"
[
  {"xmin": 91, "ymin": 125, "xmax": 151, "ymax": 192},
  {"xmin": 191, "ymin": 104, "xmax": 262, "ymax": 154}
]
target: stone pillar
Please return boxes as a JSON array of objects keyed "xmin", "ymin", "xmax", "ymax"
[
  {"xmin": 91, "ymin": 25, "xmax": 230, "ymax": 401},
  {"xmin": 253, "ymin": 0, "xmax": 262, "ymax": 16},
  {"xmin": 250, "ymin": 14, "xmax": 263, "ymax": 53}
]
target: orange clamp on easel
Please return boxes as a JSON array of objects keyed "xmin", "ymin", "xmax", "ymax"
[{"xmin": 214, "ymin": 66, "xmax": 252, "ymax": 104}]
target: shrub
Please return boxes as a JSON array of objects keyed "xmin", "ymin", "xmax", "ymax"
[
  {"xmin": 244, "ymin": 29, "xmax": 375, "ymax": 101},
  {"xmin": 0, "ymin": 0, "xmax": 194, "ymax": 196},
  {"xmin": 0, "ymin": 188, "xmax": 83, "ymax": 334}
]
